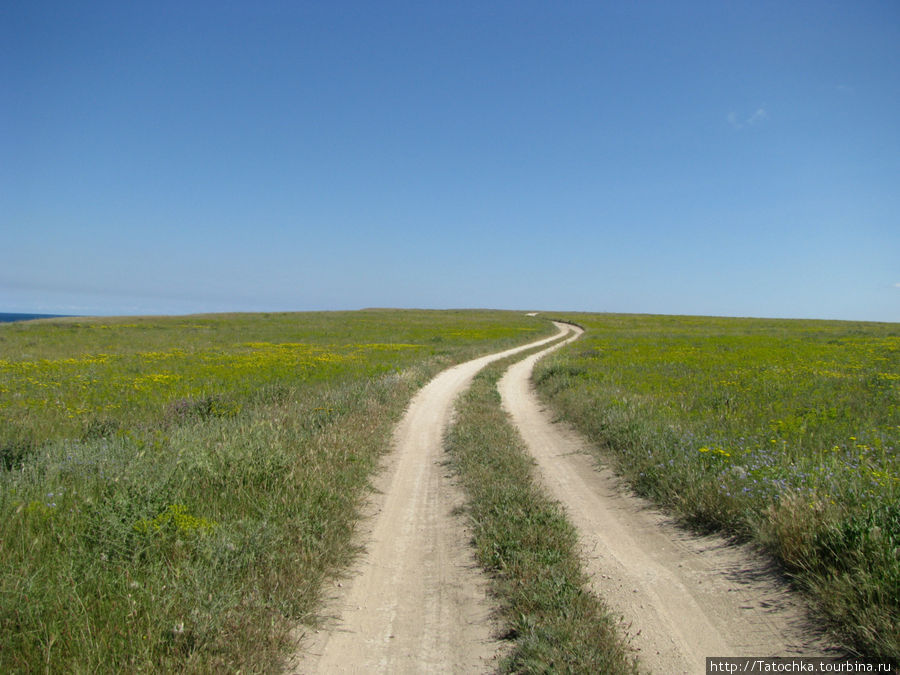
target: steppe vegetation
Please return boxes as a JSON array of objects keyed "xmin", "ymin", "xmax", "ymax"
[
  {"xmin": 0, "ymin": 310, "xmax": 551, "ymax": 672},
  {"xmin": 534, "ymin": 314, "xmax": 899, "ymax": 659},
  {"xmin": 446, "ymin": 343, "xmax": 638, "ymax": 673}
]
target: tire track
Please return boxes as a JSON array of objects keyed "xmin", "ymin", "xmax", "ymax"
[
  {"xmin": 290, "ymin": 323, "xmax": 567, "ymax": 674},
  {"xmin": 498, "ymin": 323, "xmax": 833, "ymax": 674}
]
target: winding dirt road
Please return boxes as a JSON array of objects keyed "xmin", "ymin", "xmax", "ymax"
[
  {"xmin": 499, "ymin": 323, "xmax": 833, "ymax": 674},
  {"xmin": 292, "ymin": 320, "xmax": 831, "ymax": 674},
  {"xmin": 291, "ymin": 325, "xmax": 567, "ymax": 674}
]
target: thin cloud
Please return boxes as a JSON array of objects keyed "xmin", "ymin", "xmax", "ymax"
[
  {"xmin": 728, "ymin": 106, "xmax": 768, "ymax": 130},
  {"xmin": 894, "ymin": 282, "xmax": 900, "ymax": 289},
  {"xmin": 747, "ymin": 107, "xmax": 768, "ymax": 125}
]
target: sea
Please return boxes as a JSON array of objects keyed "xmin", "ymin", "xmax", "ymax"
[{"xmin": 0, "ymin": 313, "xmax": 70, "ymax": 324}]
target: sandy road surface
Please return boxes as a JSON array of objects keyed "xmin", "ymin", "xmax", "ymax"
[
  {"xmin": 499, "ymin": 323, "xmax": 834, "ymax": 674},
  {"xmin": 290, "ymin": 323, "xmax": 567, "ymax": 674}
]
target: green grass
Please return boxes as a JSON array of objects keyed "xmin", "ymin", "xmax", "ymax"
[
  {"xmin": 0, "ymin": 309, "xmax": 548, "ymax": 455},
  {"xmin": 0, "ymin": 309, "xmax": 552, "ymax": 672},
  {"xmin": 445, "ymin": 345, "xmax": 639, "ymax": 674},
  {"xmin": 533, "ymin": 313, "xmax": 899, "ymax": 659}
]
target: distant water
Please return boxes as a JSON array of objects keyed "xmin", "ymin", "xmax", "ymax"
[{"xmin": 0, "ymin": 313, "xmax": 69, "ymax": 324}]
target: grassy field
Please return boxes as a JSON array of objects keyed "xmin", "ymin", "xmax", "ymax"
[
  {"xmin": 533, "ymin": 314, "xmax": 899, "ymax": 659},
  {"xmin": 0, "ymin": 310, "xmax": 552, "ymax": 672},
  {"xmin": 445, "ymin": 344, "xmax": 638, "ymax": 673}
]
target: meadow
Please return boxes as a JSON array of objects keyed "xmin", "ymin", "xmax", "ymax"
[
  {"xmin": 533, "ymin": 314, "xmax": 899, "ymax": 659},
  {"xmin": 0, "ymin": 310, "xmax": 552, "ymax": 672}
]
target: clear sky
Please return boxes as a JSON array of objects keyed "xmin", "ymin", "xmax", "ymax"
[{"xmin": 2, "ymin": 1, "xmax": 899, "ymax": 321}]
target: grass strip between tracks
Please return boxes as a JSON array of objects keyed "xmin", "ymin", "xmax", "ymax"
[{"xmin": 445, "ymin": 340, "xmax": 639, "ymax": 674}]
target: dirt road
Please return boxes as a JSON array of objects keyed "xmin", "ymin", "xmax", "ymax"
[
  {"xmin": 291, "ymin": 324, "xmax": 567, "ymax": 674},
  {"xmin": 498, "ymin": 323, "xmax": 833, "ymax": 674}
]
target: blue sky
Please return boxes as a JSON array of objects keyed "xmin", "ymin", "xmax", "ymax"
[{"xmin": 2, "ymin": 1, "xmax": 898, "ymax": 321}]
